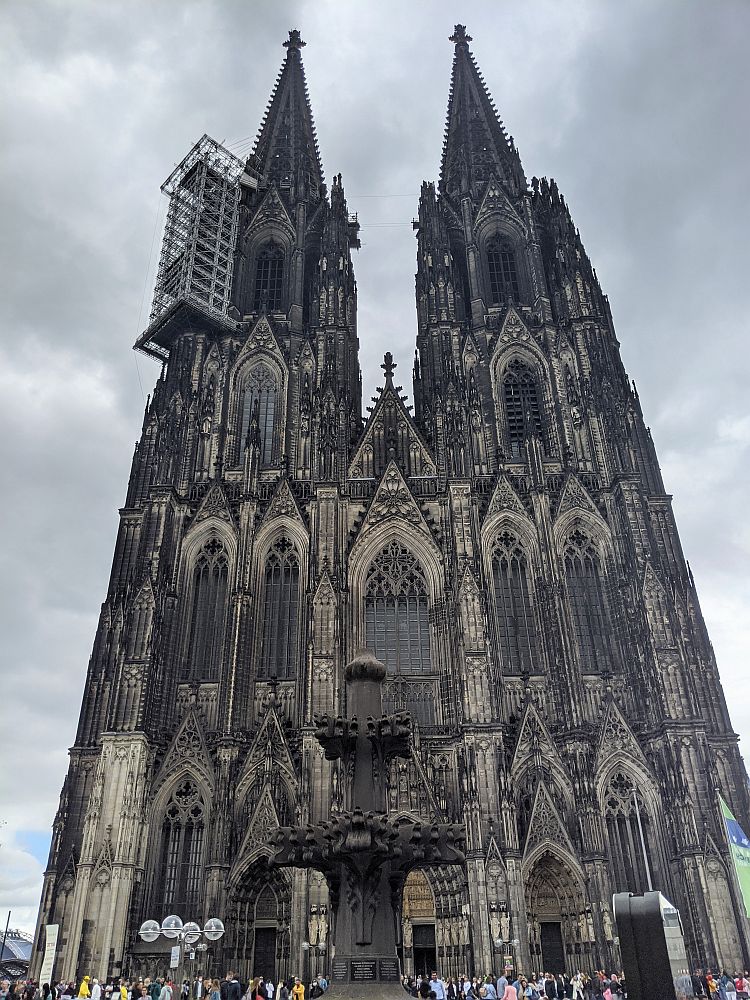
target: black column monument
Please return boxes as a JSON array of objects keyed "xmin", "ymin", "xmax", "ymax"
[{"xmin": 271, "ymin": 650, "xmax": 466, "ymax": 995}]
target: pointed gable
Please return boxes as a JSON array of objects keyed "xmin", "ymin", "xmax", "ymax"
[
  {"xmin": 349, "ymin": 355, "xmax": 436, "ymax": 480},
  {"xmin": 155, "ymin": 710, "xmax": 215, "ymax": 791},
  {"xmin": 595, "ymin": 699, "xmax": 650, "ymax": 775},
  {"xmin": 246, "ymin": 184, "xmax": 295, "ymax": 239},
  {"xmin": 193, "ymin": 480, "xmax": 236, "ymax": 528},
  {"xmin": 511, "ymin": 702, "xmax": 569, "ymax": 792},
  {"xmin": 487, "ymin": 473, "xmax": 527, "ymax": 517},
  {"xmin": 261, "ymin": 477, "xmax": 306, "ymax": 528},
  {"xmin": 556, "ymin": 473, "xmax": 600, "ymax": 521},
  {"xmin": 493, "ymin": 306, "xmax": 535, "ymax": 356},
  {"xmin": 235, "ymin": 785, "xmax": 280, "ymax": 859},
  {"xmin": 476, "ymin": 174, "xmax": 524, "ymax": 227},
  {"xmin": 358, "ymin": 461, "xmax": 432, "ymax": 538},
  {"xmin": 458, "ymin": 565, "xmax": 486, "ymax": 651},
  {"xmin": 233, "ymin": 315, "xmax": 287, "ymax": 372},
  {"xmin": 523, "ymin": 782, "xmax": 576, "ymax": 859},
  {"xmin": 238, "ymin": 708, "xmax": 297, "ymax": 793}
]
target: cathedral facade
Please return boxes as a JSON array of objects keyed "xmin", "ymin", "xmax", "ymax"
[{"xmin": 33, "ymin": 26, "xmax": 750, "ymax": 983}]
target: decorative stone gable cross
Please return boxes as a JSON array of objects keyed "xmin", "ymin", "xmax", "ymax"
[{"xmin": 271, "ymin": 650, "xmax": 466, "ymax": 990}]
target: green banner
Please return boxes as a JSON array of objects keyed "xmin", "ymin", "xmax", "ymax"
[{"xmin": 720, "ymin": 796, "xmax": 750, "ymax": 918}]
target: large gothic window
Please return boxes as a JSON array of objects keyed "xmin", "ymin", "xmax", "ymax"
[
  {"xmin": 154, "ymin": 780, "xmax": 206, "ymax": 917},
  {"xmin": 186, "ymin": 538, "xmax": 229, "ymax": 681},
  {"xmin": 604, "ymin": 772, "xmax": 657, "ymax": 893},
  {"xmin": 491, "ymin": 531, "xmax": 538, "ymax": 674},
  {"xmin": 239, "ymin": 364, "xmax": 278, "ymax": 466},
  {"xmin": 365, "ymin": 542, "xmax": 431, "ymax": 675},
  {"xmin": 563, "ymin": 529, "xmax": 610, "ymax": 674},
  {"xmin": 487, "ymin": 236, "xmax": 520, "ymax": 304},
  {"xmin": 253, "ymin": 243, "xmax": 284, "ymax": 312},
  {"xmin": 258, "ymin": 537, "xmax": 301, "ymax": 680},
  {"xmin": 503, "ymin": 359, "xmax": 543, "ymax": 458}
]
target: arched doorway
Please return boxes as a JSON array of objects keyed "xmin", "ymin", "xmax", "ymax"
[
  {"xmin": 402, "ymin": 870, "xmax": 437, "ymax": 977},
  {"xmin": 525, "ymin": 850, "xmax": 588, "ymax": 974},
  {"xmin": 226, "ymin": 861, "xmax": 291, "ymax": 984}
]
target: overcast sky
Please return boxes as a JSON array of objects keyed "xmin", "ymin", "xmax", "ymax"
[{"xmin": 1, "ymin": 0, "xmax": 749, "ymax": 935}]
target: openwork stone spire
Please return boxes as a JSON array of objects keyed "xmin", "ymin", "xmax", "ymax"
[
  {"xmin": 440, "ymin": 24, "xmax": 526, "ymax": 199},
  {"xmin": 251, "ymin": 29, "xmax": 324, "ymax": 192}
]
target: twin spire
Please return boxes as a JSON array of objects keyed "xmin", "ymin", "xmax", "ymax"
[{"xmin": 251, "ymin": 26, "xmax": 525, "ymax": 201}]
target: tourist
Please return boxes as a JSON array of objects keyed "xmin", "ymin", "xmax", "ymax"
[
  {"xmin": 275, "ymin": 983, "xmax": 288, "ymax": 1000},
  {"xmin": 158, "ymin": 981, "xmax": 172, "ymax": 1000},
  {"xmin": 78, "ymin": 980, "xmax": 91, "ymax": 1000},
  {"xmin": 430, "ymin": 974, "xmax": 447, "ymax": 1000},
  {"xmin": 291, "ymin": 980, "xmax": 304, "ymax": 1000},
  {"xmin": 500, "ymin": 985, "xmax": 517, "ymax": 1000}
]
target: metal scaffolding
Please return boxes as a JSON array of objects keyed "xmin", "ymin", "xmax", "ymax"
[{"xmin": 149, "ymin": 134, "xmax": 245, "ymax": 326}]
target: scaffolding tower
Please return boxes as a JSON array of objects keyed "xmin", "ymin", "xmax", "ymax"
[{"xmin": 149, "ymin": 134, "xmax": 246, "ymax": 330}]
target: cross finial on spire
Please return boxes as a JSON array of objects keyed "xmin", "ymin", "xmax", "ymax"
[
  {"xmin": 283, "ymin": 29, "xmax": 305, "ymax": 52},
  {"xmin": 449, "ymin": 24, "xmax": 472, "ymax": 46},
  {"xmin": 381, "ymin": 352, "xmax": 396, "ymax": 384}
]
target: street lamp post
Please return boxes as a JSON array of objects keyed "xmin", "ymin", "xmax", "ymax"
[{"xmin": 139, "ymin": 916, "xmax": 225, "ymax": 991}]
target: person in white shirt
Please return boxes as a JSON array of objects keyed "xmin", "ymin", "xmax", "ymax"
[{"xmin": 91, "ymin": 984, "xmax": 101, "ymax": 1000}]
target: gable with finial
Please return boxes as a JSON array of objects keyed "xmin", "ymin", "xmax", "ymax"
[
  {"xmin": 234, "ymin": 784, "xmax": 281, "ymax": 861},
  {"xmin": 240, "ymin": 708, "xmax": 297, "ymax": 787},
  {"xmin": 358, "ymin": 461, "xmax": 433, "ymax": 537},
  {"xmin": 492, "ymin": 306, "xmax": 534, "ymax": 355},
  {"xmin": 348, "ymin": 352, "xmax": 436, "ymax": 480},
  {"xmin": 595, "ymin": 699, "xmax": 650, "ymax": 775},
  {"xmin": 487, "ymin": 473, "xmax": 527, "ymax": 518},
  {"xmin": 523, "ymin": 781, "xmax": 576, "ymax": 861},
  {"xmin": 458, "ymin": 564, "xmax": 486, "ymax": 650},
  {"xmin": 131, "ymin": 575, "xmax": 155, "ymax": 610},
  {"xmin": 246, "ymin": 184, "xmax": 295, "ymax": 238},
  {"xmin": 556, "ymin": 473, "xmax": 600, "ymax": 520},
  {"xmin": 193, "ymin": 480, "xmax": 236, "ymax": 528},
  {"xmin": 262, "ymin": 477, "xmax": 306, "ymax": 528},
  {"xmin": 155, "ymin": 709, "xmax": 215, "ymax": 791},
  {"xmin": 511, "ymin": 701, "xmax": 568, "ymax": 789},
  {"xmin": 476, "ymin": 173, "xmax": 523, "ymax": 227},
  {"xmin": 462, "ymin": 332, "xmax": 483, "ymax": 371},
  {"xmin": 92, "ymin": 830, "xmax": 114, "ymax": 885},
  {"xmin": 233, "ymin": 315, "xmax": 287, "ymax": 371}
]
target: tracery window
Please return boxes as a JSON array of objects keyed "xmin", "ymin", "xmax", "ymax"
[
  {"xmin": 604, "ymin": 772, "xmax": 656, "ymax": 893},
  {"xmin": 487, "ymin": 236, "xmax": 520, "ymax": 304},
  {"xmin": 253, "ymin": 243, "xmax": 284, "ymax": 312},
  {"xmin": 154, "ymin": 779, "xmax": 205, "ymax": 917},
  {"xmin": 186, "ymin": 538, "xmax": 228, "ymax": 681},
  {"xmin": 258, "ymin": 537, "xmax": 301, "ymax": 680},
  {"xmin": 491, "ymin": 531, "xmax": 538, "ymax": 674},
  {"xmin": 563, "ymin": 529, "xmax": 610, "ymax": 674},
  {"xmin": 503, "ymin": 359, "xmax": 543, "ymax": 458},
  {"xmin": 239, "ymin": 363, "xmax": 278, "ymax": 466},
  {"xmin": 365, "ymin": 541, "xmax": 432, "ymax": 676}
]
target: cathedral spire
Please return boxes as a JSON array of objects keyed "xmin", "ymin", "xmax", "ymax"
[
  {"xmin": 249, "ymin": 29, "xmax": 324, "ymax": 195},
  {"xmin": 440, "ymin": 24, "xmax": 526, "ymax": 199}
]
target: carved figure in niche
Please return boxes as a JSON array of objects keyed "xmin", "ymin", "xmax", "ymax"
[
  {"xmin": 500, "ymin": 909, "xmax": 510, "ymax": 943},
  {"xmin": 585, "ymin": 909, "xmax": 595, "ymax": 943},
  {"xmin": 602, "ymin": 905, "xmax": 613, "ymax": 941},
  {"xmin": 308, "ymin": 904, "xmax": 320, "ymax": 946},
  {"xmin": 489, "ymin": 910, "xmax": 502, "ymax": 944},
  {"xmin": 402, "ymin": 916, "xmax": 413, "ymax": 949},
  {"xmin": 468, "ymin": 371, "xmax": 488, "ymax": 474}
]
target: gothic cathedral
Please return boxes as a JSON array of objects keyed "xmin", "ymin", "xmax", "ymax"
[{"xmin": 33, "ymin": 26, "xmax": 750, "ymax": 983}]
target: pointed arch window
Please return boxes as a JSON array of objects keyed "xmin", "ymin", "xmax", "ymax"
[
  {"xmin": 154, "ymin": 779, "xmax": 205, "ymax": 918},
  {"xmin": 253, "ymin": 243, "xmax": 284, "ymax": 312},
  {"xmin": 186, "ymin": 538, "xmax": 229, "ymax": 681},
  {"xmin": 563, "ymin": 529, "xmax": 610, "ymax": 674},
  {"xmin": 258, "ymin": 537, "xmax": 301, "ymax": 680},
  {"xmin": 503, "ymin": 359, "xmax": 543, "ymax": 458},
  {"xmin": 604, "ymin": 772, "xmax": 657, "ymax": 893},
  {"xmin": 491, "ymin": 531, "xmax": 538, "ymax": 674},
  {"xmin": 487, "ymin": 236, "xmax": 520, "ymax": 304},
  {"xmin": 239, "ymin": 363, "xmax": 278, "ymax": 466},
  {"xmin": 365, "ymin": 541, "xmax": 431, "ymax": 676}
]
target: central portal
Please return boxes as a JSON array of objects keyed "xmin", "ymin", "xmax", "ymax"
[{"xmin": 540, "ymin": 922, "xmax": 564, "ymax": 975}]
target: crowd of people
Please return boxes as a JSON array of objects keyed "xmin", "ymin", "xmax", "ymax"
[
  {"xmin": 399, "ymin": 968, "xmax": 750, "ymax": 1000},
  {"xmin": 0, "ymin": 973, "xmax": 328, "ymax": 1000},
  {"xmin": 4, "ymin": 967, "xmax": 750, "ymax": 1000}
]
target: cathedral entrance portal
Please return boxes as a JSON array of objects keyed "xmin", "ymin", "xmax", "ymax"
[
  {"xmin": 402, "ymin": 869, "xmax": 437, "ymax": 977},
  {"xmin": 525, "ymin": 850, "xmax": 587, "ymax": 974},
  {"xmin": 227, "ymin": 862, "xmax": 290, "ymax": 983}
]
